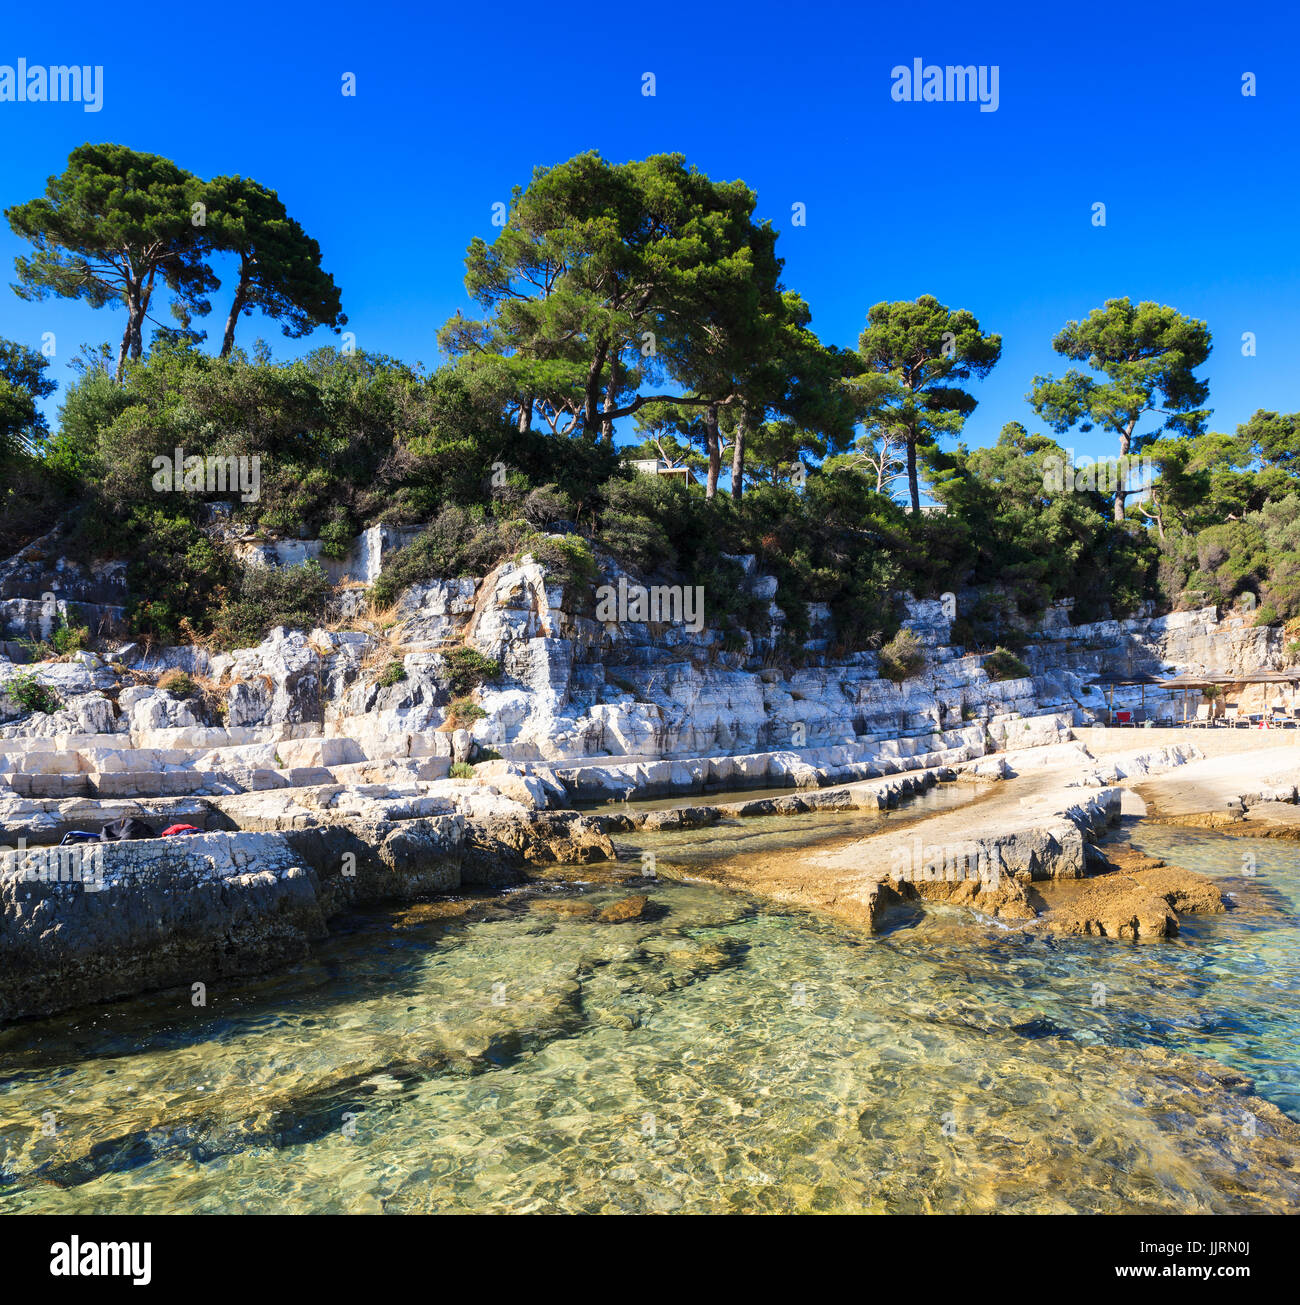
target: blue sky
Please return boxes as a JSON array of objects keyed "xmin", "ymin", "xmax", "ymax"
[{"xmin": 1, "ymin": 0, "xmax": 1297, "ymax": 480}]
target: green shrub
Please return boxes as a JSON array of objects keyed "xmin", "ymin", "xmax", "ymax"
[
  {"xmin": 370, "ymin": 505, "xmax": 531, "ymax": 608},
  {"xmin": 519, "ymin": 483, "xmax": 574, "ymax": 529},
  {"xmin": 949, "ymin": 618, "xmax": 977, "ymax": 649},
  {"xmin": 0, "ymin": 453, "xmax": 74, "ymax": 559},
  {"xmin": 597, "ymin": 477, "xmax": 680, "ymax": 571},
  {"xmin": 982, "ymin": 647, "xmax": 1031, "ymax": 682},
  {"xmin": 449, "ymin": 761, "xmax": 476, "ymax": 779},
  {"xmin": 209, "ymin": 561, "xmax": 332, "ymax": 650},
  {"xmin": 445, "ymin": 695, "xmax": 487, "ymax": 729},
  {"xmin": 319, "ymin": 512, "xmax": 356, "ymax": 561},
  {"xmin": 105, "ymin": 507, "xmax": 238, "ymax": 645},
  {"xmin": 49, "ymin": 614, "xmax": 90, "ymax": 656},
  {"xmin": 442, "ymin": 646, "xmax": 500, "ymax": 697},
  {"xmin": 877, "ymin": 628, "xmax": 926, "ymax": 683},
  {"xmin": 377, "ymin": 659, "xmax": 407, "ymax": 687},
  {"xmin": 6, "ymin": 673, "xmax": 61, "ymax": 715},
  {"xmin": 157, "ymin": 669, "xmax": 198, "ymax": 699},
  {"xmin": 522, "ymin": 533, "xmax": 599, "ymax": 590}
]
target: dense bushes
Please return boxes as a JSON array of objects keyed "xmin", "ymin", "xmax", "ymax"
[
  {"xmin": 0, "ymin": 454, "xmax": 73, "ymax": 558},
  {"xmin": 593, "ymin": 472, "xmax": 904, "ymax": 648},
  {"xmin": 442, "ymin": 647, "xmax": 500, "ymax": 697},
  {"xmin": 370, "ymin": 504, "xmax": 599, "ymax": 610},
  {"xmin": 6, "ymin": 673, "xmax": 60, "ymax": 714},
  {"xmin": 1177, "ymin": 495, "xmax": 1300, "ymax": 624},
  {"xmin": 922, "ymin": 425, "xmax": 1160, "ymax": 629},
  {"xmin": 50, "ymin": 615, "xmax": 90, "ymax": 656},
  {"xmin": 982, "ymin": 648, "xmax": 1032, "ymax": 681},
  {"xmin": 119, "ymin": 508, "xmax": 237, "ymax": 644},
  {"xmin": 369, "ymin": 506, "xmax": 532, "ymax": 607},
  {"xmin": 209, "ymin": 561, "xmax": 332, "ymax": 649},
  {"xmin": 10, "ymin": 333, "xmax": 1300, "ymax": 658}
]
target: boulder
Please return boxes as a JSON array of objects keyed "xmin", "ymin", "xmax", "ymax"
[
  {"xmin": 1043, "ymin": 844, "xmax": 1225, "ymax": 940},
  {"xmin": 0, "ymin": 831, "xmax": 327, "ymax": 1022},
  {"xmin": 598, "ymin": 894, "xmax": 649, "ymax": 923}
]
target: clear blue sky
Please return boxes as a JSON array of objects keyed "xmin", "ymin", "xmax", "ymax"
[{"xmin": 1, "ymin": 0, "xmax": 1297, "ymax": 477}]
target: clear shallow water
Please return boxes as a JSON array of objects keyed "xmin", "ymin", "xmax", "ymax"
[
  {"xmin": 0, "ymin": 816, "xmax": 1297, "ymax": 1214},
  {"xmin": 1121, "ymin": 825, "xmax": 1300, "ymax": 1116}
]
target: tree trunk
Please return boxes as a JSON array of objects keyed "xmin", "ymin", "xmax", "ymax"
[
  {"xmin": 126, "ymin": 303, "xmax": 145, "ymax": 363},
  {"xmin": 704, "ymin": 403, "xmax": 722, "ymax": 500},
  {"xmin": 731, "ymin": 404, "xmax": 748, "ymax": 501},
  {"xmin": 220, "ymin": 258, "xmax": 251, "ymax": 358},
  {"xmin": 132, "ymin": 273, "xmax": 157, "ymax": 361},
  {"xmin": 905, "ymin": 437, "xmax": 921, "ymax": 514},
  {"xmin": 516, "ymin": 394, "xmax": 533, "ymax": 434},
  {"xmin": 115, "ymin": 316, "xmax": 132, "ymax": 381},
  {"xmin": 583, "ymin": 338, "xmax": 609, "ymax": 435},
  {"xmin": 600, "ymin": 357, "xmax": 621, "ymax": 443},
  {"xmin": 1114, "ymin": 430, "xmax": 1132, "ymax": 522},
  {"xmin": 116, "ymin": 279, "xmax": 146, "ymax": 381}
]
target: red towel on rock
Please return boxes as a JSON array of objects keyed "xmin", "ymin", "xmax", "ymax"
[{"xmin": 160, "ymin": 824, "xmax": 202, "ymax": 837}]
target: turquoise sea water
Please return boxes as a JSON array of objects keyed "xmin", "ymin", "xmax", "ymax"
[{"xmin": 0, "ymin": 814, "xmax": 1296, "ymax": 1214}]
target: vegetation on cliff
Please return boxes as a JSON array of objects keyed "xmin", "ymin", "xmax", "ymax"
[{"xmin": 3, "ymin": 145, "xmax": 1299, "ymax": 655}]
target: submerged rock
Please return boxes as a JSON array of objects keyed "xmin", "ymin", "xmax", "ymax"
[
  {"xmin": 1010, "ymin": 1017, "xmax": 1074, "ymax": 1040},
  {"xmin": 598, "ymin": 894, "xmax": 650, "ymax": 923},
  {"xmin": 531, "ymin": 898, "xmax": 595, "ymax": 918},
  {"xmin": 391, "ymin": 900, "xmax": 473, "ymax": 926}
]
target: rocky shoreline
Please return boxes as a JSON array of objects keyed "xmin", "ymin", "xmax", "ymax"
[
  {"xmin": 661, "ymin": 742, "xmax": 1232, "ymax": 940},
  {"xmin": 1, "ymin": 732, "xmax": 1280, "ymax": 1024},
  {"xmin": 1131, "ymin": 741, "xmax": 1300, "ymax": 839},
  {"xmin": 5, "ymin": 538, "xmax": 1300, "ymax": 1027},
  {"xmin": 0, "ymin": 804, "xmax": 612, "ymax": 1024}
]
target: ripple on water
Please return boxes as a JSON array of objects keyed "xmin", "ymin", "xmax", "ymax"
[{"xmin": 0, "ymin": 822, "xmax": 1297, "ymax": 1213}]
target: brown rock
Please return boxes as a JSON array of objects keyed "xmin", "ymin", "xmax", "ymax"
[
  {"xmin": 915, "ymin": 874, "xmax": 1038, "ymax": 921},
  {"xmin": 531, "ymin": 898, "xmax": 595, "ymax": 918},
  {"xmin": 1132, "ymin": 863, "xmax": 1226, "ymax": 916},
  {"xmin": 598, "ymin": 894, "xmax": 649, "ymax": 923},
  {"xmin": 461, "ymin": 810, "xmax": 615, "ymax": 885},
  {"xmin": 391, "ymin": 900, "xmax": 472, "ymax": 926},
  {"xmin": 639, "ymin": 809, "xmax": 684, "ymax": 831},
  {"xmin": 1041, "ymin": 845, "xmax": 1225, "ymax": 939},
  {"xmin": 1045, "ymin": 877, "xmax": 1177, "ymax": 940}
]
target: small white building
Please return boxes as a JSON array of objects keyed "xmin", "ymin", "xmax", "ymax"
[{"xmin": 628, "ymin": 458, "xmax": 697, "ymax": 485}]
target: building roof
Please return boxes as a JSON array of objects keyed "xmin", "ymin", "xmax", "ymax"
[{"xmin": 1089, "ymin": 669, "xmax": 1300, "ymax": 688}]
